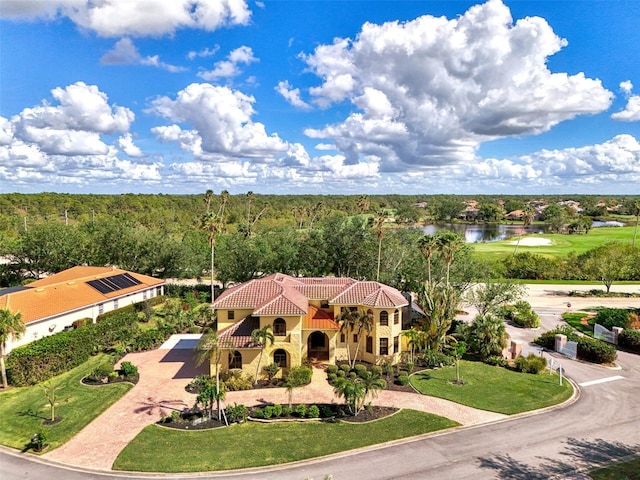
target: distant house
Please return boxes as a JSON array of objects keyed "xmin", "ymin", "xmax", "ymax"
[
  {"xmin": 0, "ymin": 266, "xmax": 165, "ymax": 353},
  {"xmin": 211, "ymin": 273, "xmax": 408, "ymax": 379},
  {"xmin": 505, "ymin": 210, "xmax": 524, "ymax": 221}
]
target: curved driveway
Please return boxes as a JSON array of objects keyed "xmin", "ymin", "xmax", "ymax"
[{"xmin": 2, "ymin": 284, "xmax": 639, "ymax": 479}]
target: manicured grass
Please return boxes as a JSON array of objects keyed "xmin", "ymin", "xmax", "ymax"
[
  {"xmin": 410, "ymin": 360, "xmax": 573, "ymax": 415},
  {"xmin": 563, "ymin": 312, "xmax": 595, "ymax": 336},
  {"xmin": 0, "ymin": 354, "xmax": 132, "ymax": 451},
  {"xmin": 473, "ymin": 226, "xmax": 637, "ymax": 260},
  {"xmin": 113, "ymin": 409, "xmax": 458, "ymax": 472},
  {"xmin": 590, "ymin": 456, "xmax": 640, "ymax": 479}
]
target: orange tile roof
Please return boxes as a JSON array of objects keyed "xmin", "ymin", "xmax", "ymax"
[
  {"xmin": 217, "ymin": 316, "xmax": 261, "ymax": 349},
  {"xmin": 303, "ymin": 305, "xmax": 339, "ymax": 330},
  {"xmin": 330, "ymin": 281, "xmax": 408, "ymax": 308},
  {"xmin": 1, "ymin": 266, "xmax": 164, "ymax": 324}
]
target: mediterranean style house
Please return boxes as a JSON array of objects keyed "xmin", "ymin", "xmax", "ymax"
[
  {"xmin": 212, "ymin": 273, "xmax": 409, "ymax": 379},
  {"xmin": 0, "ymin": 266, "xmax": 165, "ymax": 353}
]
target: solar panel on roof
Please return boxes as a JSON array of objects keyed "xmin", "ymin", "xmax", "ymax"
[{"xmin": 86, "ymin": 273, "xmax": 143, "ymax": 294}]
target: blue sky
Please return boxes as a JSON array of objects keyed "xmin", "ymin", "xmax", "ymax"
[{"xmin": 1, "ymin": 0, "xmax": 639, "ymax": 195}]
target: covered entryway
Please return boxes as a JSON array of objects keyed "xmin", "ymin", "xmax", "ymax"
[{"xmin": 307, "ymin": 331, "xmax": 329, "ymax": 361}]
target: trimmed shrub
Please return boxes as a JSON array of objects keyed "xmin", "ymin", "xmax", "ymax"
[
  {"xmin": 282, "ymin": 406, "xmax": 293, "ymax": 416},
  {"xmin": 354, "ymin": 364, "xmax": 367, "ymax": 377},
  {"xmin": 421, "ymin": 350, "xmax": 455, "ymax": 368},
  {"xmin": 87, "ymin": 364, "xmax": 114, "ymax": 382},
  {"xmin": 221, "ymin": 370, "xmax": 254, "ymax": 391},
  {"xmin": 618, "ymin": 330, "xmax": 640, "ymax": 353},
  {"xmin": 307, "ymin": 404, "xmax": 320, "ymax": 418},
  {"xmin": 6, "ymin": 310, "xmax": 139, "ymax": 386},
  {"xmin": 273, "ymin": 404, "xmax": 283, "ymax": 417},
  {"xmin": 320, "ymin": 406, "xmax": 334, "ymax": 418},
  {"xmin": 339, "ymin": 363, "xmax": 351, "ymax": 373},
  {"xmin": 509, "ymin": 301, "xmax": 541, "ymax": 328},
  {"xmin": 370, "ymin": 365, "xmax": 383, "ymax": 376},
  {"xmin": 514, "ymin": 354, "xmax": 547, "ymax": 374},
  {"xmin": 263, "ymin": 405, "xmax": 275, "ymax": 419},
  {"xmin": 485, "ymin": 356, "xmax": 509, "ymax": 367},
  {"xmin": 119, "ymin": 361, "xmax": 138, "ymax": 378},
  {"xmin": 295, "ymin": 404, "xmax": 307, "ymax": 417},
  {"xmin": 326, "ymin": 364, "xmax": 338, "ymax": 375},
  {"xmin": 577, "ymin": 336, "xmax": 617, "ymax": 364},
  {"xmin": 327, "ymin": 373, "xmax": 338, "ymax": 384},
  {"xmin": 337, "ymin": 370, "xmax": 346, "ymax": 378},
  {"xmin": 593, "ymin": 308, "xmax": 631, "ymax": 330},
  {"xmin": 396, "ymin": 375, "xmax": 410, "ymax": 386},
  {"xmin": 286, "ymin": 365, "xmax": 312, "ymax": 386},
  {"xmin": 226, "ymin": 403, "xmax": 249, "ymax": 423}
]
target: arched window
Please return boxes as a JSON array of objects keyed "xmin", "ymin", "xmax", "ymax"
[
  {"xmin": 380, "ymin": 310, "xmax": 389, "ymax": 326},
  {"xmin": 274, "ymin": 348, "xmax": 287, "ymax": 368},
  {"xmin": 229, "ymin": 351, "xmax": 242, "ymax": 369},
  {"xmin": 273, "ymin": 318, "xmax": 287, "ymax": 336},
  {"xmin": 394, "ymin": 309, "xmax": 400, "ymax": 325}
]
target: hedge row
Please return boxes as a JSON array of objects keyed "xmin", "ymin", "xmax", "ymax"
[
  {"xmin": 618, "ymin": 330, "xmax": 640, "ymax": 353},
  {"xmin": 6, "ymin": 310, "xmax": 139, "ymax": 386},
  {"xmin": 533, "ymin": 326, "xmax": 617, "ymax": 364}
]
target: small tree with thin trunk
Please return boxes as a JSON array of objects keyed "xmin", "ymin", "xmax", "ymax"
[
  {"xmin": 251, "ymin": 324, "xmax": 275, "ymax": 385},
  {"xmin": 0, "ymin": 308, "xmax": 25, "ymax": 388},
  {"xmin": 40, "ymin": 381, "xmax": 61, "ymax": 422}
]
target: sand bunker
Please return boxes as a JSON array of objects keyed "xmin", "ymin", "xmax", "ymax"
[{"xmin": 509, "ymin": 237, "xmax": 552, "ymax": 246}]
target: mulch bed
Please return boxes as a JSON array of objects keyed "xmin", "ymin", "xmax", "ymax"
[
  {"xmin": 158, "ymin": 404, "xmax": 399, "ymax": 430},
  {"xmin": 82, "ymin": 374, "xmax": 139, "ymax": 386}
]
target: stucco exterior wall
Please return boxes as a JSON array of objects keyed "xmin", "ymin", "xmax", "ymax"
[{"xmin": 7, "ymin": 285, "xmax": 162, "ymax": 353}]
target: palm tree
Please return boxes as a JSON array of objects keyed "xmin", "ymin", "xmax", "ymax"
[
  {"xmin": 633, "ymin": 200, "xmax": 640, "ymax": 248},
  {"xmin": 200, "ymin": 210, "xmax": 224, "ymax": 303},
  {"xmin": 418, "ymin": 234, "xmax": 438, "ymax": 283},
  {"xmin": 466, "ymin": 314, "xmax": 508, "ymax": 360},
  {"xmin": 194, "ymin": 330, "xmax": 228, "ymax": 421},
  {"xmin": 417, "ymin": 282, "xmax": 460, "ymax": 352},
  {"xmin": 337, "ymin": 308, "xmax": 373, "ymax": 368},
  {"xmin": 357, "ymin": 194, "xmax": 370, "ymax": 214},
  {"xmin": 514, "ymin": 205, "xmax": 536, "ymax": 255},
  {"xmin": 373, "ymin": 210, "xmax": 386, "ymax": 281},
  {"xmin": 246, "ymin": 191, "xmax": 255, "ymax": 225},
  {"xmin": 402, "ymin": 328, "xmax": 422, "ymax": 363},
  {"xmin": 203, "ymin": 189, "xmax": 214, "ymax": 213},
  {"xmin": 218, "ymin": 190, "xmax": 230, "ymax": 219},
  {"xmin": 251, "ymin": 324, "xmax": 275, "ymax": 385},
  {"xmin": 436, "ymin": 230, "xmax": 464, "ymax": 284},
  {"xmin": 332, "ymin": 376, "xmax": 366, "ymax": 416},
  {"xmin": 0, "ymin": 309, "xmax": 25, "ymax": 388}
]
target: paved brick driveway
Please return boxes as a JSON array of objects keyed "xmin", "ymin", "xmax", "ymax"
[{"xmin": 44, "ymin": 336, "xmax": 505, "ymax": 471}]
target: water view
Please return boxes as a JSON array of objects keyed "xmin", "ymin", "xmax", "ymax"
[{"xmin": 420, "ymin": 221, "xmax": 622, "ymax": 243}]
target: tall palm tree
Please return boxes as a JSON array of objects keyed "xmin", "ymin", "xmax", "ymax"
[
  {"xmin": 417, "ymin": 282, "xmax": 460, "ymax": 352},
  {"xmin": 194, "ymin": 330, "xmax": 228, "ymax": 421},
  {"xmin": 251, "ymin": 324, "xmax": 274, "ymax": 385},
  {"xmin": 246, "ymin": 191, "xmax": 255, "ymax": 225},
  {"xmin": 633, "ymin": 200, "xmax": 640, "ymax": 248},
  {"xmin": 0, "ymin": 309, "xmax": 25, "ymax": 388},
  {"xmin": 203, "ymin": 189, "xmax": 214, "ymax": 213},
  {"xmin": 436, "ymin": 230, "xmax": 464, "ymax": 284},
  {"xmin": 200, "ymin": 210, "xmax": 223, "ymax": 303},
  {"xmin": 418, "ymin": 234, "xmax": 438, "ymax": 283},
  {"xmin": 514, "ymin": 205, "xmax": 536, "ymax": 255},
  {"xmin": 337, "ymin": 308, "xmax": 373, "ymax": 368},
  {"xmin": 373, "ymin": 210, "xmax": 386, "ymax": 281}
]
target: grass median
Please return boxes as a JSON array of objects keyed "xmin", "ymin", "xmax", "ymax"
[
  {"xmin": 410, "ymin": 360, "xmax": 574, "ymax": 415},
  {"xmin": 113, "ymin": 409, "xmax": 458, "ymax": 472},
  {"xmin": 0, "ymin": 354, "xmax": 132, "ymax": 451}
]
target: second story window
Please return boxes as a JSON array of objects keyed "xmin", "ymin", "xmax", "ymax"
[
  {"xmin": 380, "ymin": 310, "xmax": 389, "ymax": 326},
  {"xmin": 274, "ymin": 318, "xmax": 286, "ymax": 336},
  {"xmin": 228, "ymin": 310, "xmax": 235, "ymax": 321}
]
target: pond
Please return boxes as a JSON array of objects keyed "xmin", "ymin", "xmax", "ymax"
[
  {"xmin": 420, "ymin": 221, "xmax": 619, "ymax": 243},
  {"xmin": 420, "ymin": 223, "xmax": 548, "ymax": 243}
]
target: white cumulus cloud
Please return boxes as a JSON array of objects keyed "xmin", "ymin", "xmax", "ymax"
[
  {"xmin": 294, "ymin": 0, "xmax": 612, "ymax": 171},
  {"xmin": 275, "ymin": 81, "xmax": 311, "ymax": 110},
  {"xmin": 198, "ymin": 46, "xmax": 258, "ymax": 81},
  {"xmin": 611, "ymin": 80, "xmax": 640, "ymax": 122},
  {"xmin": 1, "ymin": 0, "xmax": 251, "ymax": 37},
  {"xmin": 101, "ymin": 38, "xmax": 186, "ymax": 72}
]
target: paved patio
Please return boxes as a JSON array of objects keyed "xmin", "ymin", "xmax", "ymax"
[{"xmin": 44, "ymin": 335, "xmax": 505, "ymax": 470}]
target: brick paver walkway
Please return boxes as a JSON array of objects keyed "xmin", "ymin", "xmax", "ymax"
[{"xmin": 44, "ymin": 338, "xmax": 505, "ymax": 470}]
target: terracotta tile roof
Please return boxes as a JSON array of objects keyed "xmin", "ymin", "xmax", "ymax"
[
  {"xmin": 213, "ymin": 273, "xmax": 407, "ymax": 317},
  {"xmin": 1, "ymin": 266, "xmax": 164, "ymax": 324},
  {"xmin": 303, "ymin": 305, "xmax": 339, "ymax": 330},
  {"xmin": 330, "ymin": 281, "xmax": 408, "ymax": 308},
  {"xmin": 217, "ymin": 316, "xmax": 261, "ymax": 349}
]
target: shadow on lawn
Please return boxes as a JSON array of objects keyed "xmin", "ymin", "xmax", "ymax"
[
  {"xmin": 477, "ymin": 437, "xmax": 640, "ymax": 479},
  {"xmin": 17, "ymin": 408, "xmax": 48, "ymax": 421}
]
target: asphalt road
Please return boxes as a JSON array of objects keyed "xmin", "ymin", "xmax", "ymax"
[{"xmin": 2, "ymin": 287, "xmax": 639, "ymax": 479}]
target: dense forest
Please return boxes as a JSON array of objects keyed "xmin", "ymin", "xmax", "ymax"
[{"xmin": 0, "ymin": 193, "xmax": 639, "ymax": 289}]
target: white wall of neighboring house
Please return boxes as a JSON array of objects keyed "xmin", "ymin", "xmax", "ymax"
[{"xmin": 6, "ymin": 285, "xmax": 163, "ymax": 353}]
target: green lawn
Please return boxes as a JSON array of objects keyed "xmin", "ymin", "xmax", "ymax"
[
  {"xmin": 114, "ymin": 409, "xmax": 458, "ymax": 472},
  {"xmin": 590, "ymin": 457, "xmax": 640, "ymax": 480},
  {"xmin": 0, "ymin": 354, "xmax": 132, "ymax": 451},
  {"xmin": 410, "ymin": 360, "xmax": 574, "ymax": 415},
  {"xmin": 473, "ymin": 226, "xmax": 637, "ymax": 260},
  {"xmin": 563, "ymin": 311, "xmax": 595, "ymax": 336}
]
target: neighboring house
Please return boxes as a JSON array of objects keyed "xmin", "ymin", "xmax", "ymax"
[
  {"xmin": 0, "ymin": 266, "xmax": 165, "ymax": 353},
  {"xmin": 212, "ymin": 273, "xmax": 408, "ymax": 379}
]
